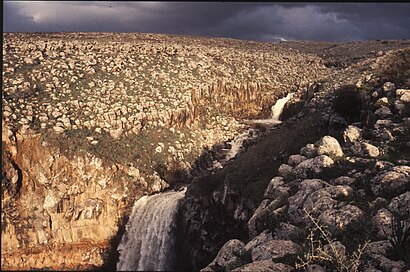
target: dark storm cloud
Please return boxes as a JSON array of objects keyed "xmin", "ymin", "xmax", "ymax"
[{"xmin": 3, "ymin": 2, "xmax": 410, "ymax": 42}]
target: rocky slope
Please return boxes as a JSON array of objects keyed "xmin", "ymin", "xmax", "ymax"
[{"xmin": 187, "ymin": 47, "xmax": 410, "ymax": 271}]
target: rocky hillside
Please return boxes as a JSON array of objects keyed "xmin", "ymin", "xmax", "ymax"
[
  {"xmin": 179, "ymin": 47, "xmax": 410, "ymax": 271},
  {"xmin": 2, "ymin": 32, "xmax": 409, "ymax": 270}
]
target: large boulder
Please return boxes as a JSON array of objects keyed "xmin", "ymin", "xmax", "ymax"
[
  {"xmin": 232, "ymin": 260, "xmax": 294, "ymax": 272},
  {"xmin": 350, "ymin": 142, "xmax": 380, "ymax": 158},
  {"xmin": 201, "ymin": 239, "xmax": 247, "ymax": 272},
  {"xmin": 343, "ymin": 125, "xmax": 362, "ymax": 144},
  {"xmin": 294, "ymin": 155, "xmax": 334, "ymax": 179},
  {"xmin": 317, "ymin": 135, "xmax": 344, "ymax": 158},
  {"xmin": 318, "ymin": 204, "xmax": 365, "ymax": 236},
  {"xmin": 371, "ymin": 166, "xmax": 410, "ymax": 197},
  {"xmin": 251, "ymin": 240, "xmax": 302, "ymax": 262}
]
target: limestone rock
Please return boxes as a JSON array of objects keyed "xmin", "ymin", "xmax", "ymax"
[
  {"xmin": 373, "ymin": 208, "xmax": 394, "ymax": 238},
  {"xmin": 396, "ymin": 88, "xmax": 410, "ymax": 103},
  {"xmin": 387, "ymin": 191, "xmax": 410, "ymax": 218},
  {"xmin": 374, "ymin": 106, "xmax": 392, "ymax": 119},
  {"xmin": 294, "ymin": 155, "xmax": 334, "ymax": 179},
  {"xmin": 277, "ymin": 164, "xmax": 294, "ymax": 180},
  {"xmin": 288, "ymin": 154, "xmax": 306, "ymax": 167},
  {"xmin": 251, "ymin": 240, "xmax": 302, "ymax": 262},
  {"xmin": 232, "ymin": 260, "xmax": 294, "ymax": 272},
  {"xmin": 343, "ymin": 125, "xmax": 362, "ymax": 144},
  {"xmin": 300, "ymin": 143, "xmax": 317, "ymax": 158},
  {"xmin": 371, "ymin": 165, "xmax": 410, "ymax": 196},
  {"xmin": 263, "ymin": 176, "xmax": 289, "ymax": 200},
  {"xmin": 318, "ymin": 204, "xmax": 365, "ymax": 236},
  {"xmin": 317, "ymin": 135, "xmax": 344, "ymax": 157},
  {"xmin": 201, "ymin": 239, "xmax": 247, "ymax": 272},
  {"xmin": 350, "ymin": 142, "xmax": 380, "ymax": 157}
]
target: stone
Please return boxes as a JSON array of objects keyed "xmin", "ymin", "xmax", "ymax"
[
  {"xmin": 371, "ymin": 166, "xmax": 410, "ymax": 196},
  {"xmin": 375, "ymin": 97, "xmax": 389, "ymax": 108},
  {"xmin": 350, "ymin": 142, "xmax": 380, "ymax": 157},
  {"xmin": 396, "ymin": 89, "xmax": 410, "ymax": 103},
  {"xmin": 263, "ymin": 177, "xmax": 289, "ymax": 200},
  {"xmin": 383, "ymin": 82, "xmax": 395, "ymax": 93},
  {"xmin": 273, "ymin": 222, "xmax": 302, "ymax": 241},
  {"xmin": 319, "ymin": 205, "xmax": 365, "ymax": 236},
  {"xmin": 373, "ymin": 208, "xmax": 394, "ymax": 238},
  {"xmin": 251, "ymin": 240, "xmax": 302, "ymax": 262},
  {"xmin": 317, "ymin": 135, "xmax": 344, "ymax": 158},
  {"xmin": 343, "ymin": 125, "xmax": 362, "ymax": 144},
  {"xmin": 300, "ymin": 143, "xmax": 317, "ymax": 158},
  {"xmin": 306, "ymin": 264, "xmax": 326, "ymax": 272},
  {"xmin": 202, "ymin": 239, "xmax": 247, "ymax": 272},
  {"xmin": 288, "ymin": 154, "xmax": 306, "ymax": 167},
  {"xmin": 277, "ymin": 164, "xmax": 294, "ymax": 180},
  {"xmin": 244, "ymin": 230, "xmax": 273, "ymax": 253},
  {"xmin": 232, "ymin": 261, "xmax": 294, "ymax": 272},
  {"xmin": 109, "ymin": 128, "xmax": 123, "ymax": 139},
  {"xmin": 388, "ymin": 191, "xmax": 410, "ymax": 218},
  {"xmin": 288, "ymin": 179, "xmax": 324, "ymax": 224},
  {"xmin": 294, "ymin": 155, "xmax": 334, "ymax": 179},
  {"xmin": 374, "ymin": 106, "xmax": 392, "ymax": 119}
]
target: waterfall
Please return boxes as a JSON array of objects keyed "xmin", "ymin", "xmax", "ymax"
[
  {"xmin": 270, "ymin": 92, "xmax": 294, "ymax": 122},
  {"xmin": 116, "ymin": 188, "xmax": 186, "ymax": 271},
  {"xmin": 246, "ymin": 92, "xmax": 294, "ymax": 125}
]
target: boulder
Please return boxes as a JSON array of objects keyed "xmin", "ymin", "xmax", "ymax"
[
  {"xmin": 201, "ymin": 239, "xmax": 247, "ymax": 272},
  {"xmin": 294, "ymin": 155, "xmax": 334, "ymax": 179},
  {"xmin": 374, "ymin": 106, "xmax": 392, "ymax": 119},
  {"xmin": 373, "ymin": 208, "xmax": 394, "ymax": 238},
  {"xmin": 387, "ymin": 191, "xmax": 410, "ymax": 218},
  {"xmin": 288, "ymin": 154, "xmax": 306, "ymax": 167},
  {"xmin": 300, "ymin": 143, "xmax": 317, "ymax": 158},
  {"xmin": 371, "ymin": 165, "xmax": 410, "ymax": 196},
  {"xmin": 232, "ymin": 260, "xmax": 294, "ymax": 272},
  {"xmin": 396, "ymin": 89, "xmax": 410, "ymax": 103},
  {"xmin": 277, "ymin": 164, "xmax": 294, "ymax": 180},
  {"xmin": 343, "ymin": 125, "xmax": 362, "ymax": 144},
  {"xmin": 288, "ymin": 179, "xmax": 324, "ymax": 224},
  {"xmin": 350, "ymin": 142, "xmax": 380, "ymax": 157},
  {"xmin": 251, "ymin": 240, "xmax": 302, "ymax": 262},
  {"xmin": 318, "ymin": 204, "xmax": 365, "ymax": 236},
  {"xmin": 263, "ymin": 177, "xmax": 289, "ymax": 200},
  {"xmin": 317, "ymin": 135, "xmax": 344, "ymax": 157}
]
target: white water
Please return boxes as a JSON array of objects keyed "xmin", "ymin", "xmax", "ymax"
[
  {"xmin": 248, "ymin": 92, "xmax": 294, "ymax": 125},
  {"xmin": 212, "ymin": 92, "xmax": 294, "ymax": 168},
  {"xmin": 116, "ymin": 188, "xmax": 186, "ymax": 271}
]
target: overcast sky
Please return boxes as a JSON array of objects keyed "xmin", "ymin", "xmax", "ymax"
[{"xmin": 4, "ymin": 2, "xmax": 410, "ymax": 42}]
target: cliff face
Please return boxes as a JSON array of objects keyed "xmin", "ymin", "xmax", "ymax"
[{"xmin": 1, "ymin": 125, "xmax": 142, "ymax": 269}]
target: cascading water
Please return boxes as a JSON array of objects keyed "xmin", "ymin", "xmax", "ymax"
[
  {"xmin": 116, "ymin": 188, "xmax": 186, "ymax": 271},
  {"xmin": 212, "ymin": 92, "xmax": 294, "ymax": 168},
  {"xmin": 249, "ymin": 92, "xmax": 294, "ymax": 124}
]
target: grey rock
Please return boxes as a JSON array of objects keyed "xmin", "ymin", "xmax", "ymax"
[
  {"xmin": 319, "ymin": 204, "xmax": 365, "ymax": 236},
  {"xmin": 374, "ymin": 106, "xmax": 392, "ymax": 119},
  {"xmin": 350, "ymin": 142, "xmax": 380, "ymax": 158},
  {"xmin": 232, "ymin": 260, "xmax": 294, "ymax": 272},
  {"xmin": 202, "ymin": 239, "xmax": 247, "ymax": 272},
  {"xmin": 373, "ymin": 208, "xmax": 394, "ymax": 238},
  {"xmin": 278, "ymin": 164, "xmax": 294, "ymax": 180},
  {"xmin": 371, "ymin": 165, "xmax": 410, "ymax": 196},
  {"xmin": 343, "ymin": 125, "xmax": 362, "ymax": 144},
  {"xmin": 332, "ymin": 176, "xmax": 356, "ymax": 186},
  {"xmin": 244, "ymin": 230, "xmax": 273, "ymax": 253},
  {"xmin": 263, "ymin": 177, "xmax": 289, "ymax": 200},
  {"xmin": 383, "ymin": 82, "xmax": 396, "ymax": 93},
  {"xmin": 294, "ymin": 155, "xmax": 334, "ymax": 179},
  {"xmin": 288, "ymin": 154, "xmax": 307, "ymax": 167},
  {"xmin": 300, "ymin": 143, "xmax": 317, "ymax": 158},
  {"xmin": 306, "ymin": 264, "xmax": 326, "ymax": 272},
  {"xmin": 317, "ymin": 135, "xmax": 344, "ymax": 157},
  {"xmin": 288, "ymin": 179, "xmax": 324, "ymax": 224},
  {"xmin": 388, "ymin": 191, "xmax": 410, "ymax": 218},
  {"xmin": 251, "ymin": 240, "xmax": 302, "ymax": 262}
]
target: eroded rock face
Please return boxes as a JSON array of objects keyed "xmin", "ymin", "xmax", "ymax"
[{"xmin": 0, "ymin": 131, "xmax": 146, "ymax": 270}]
